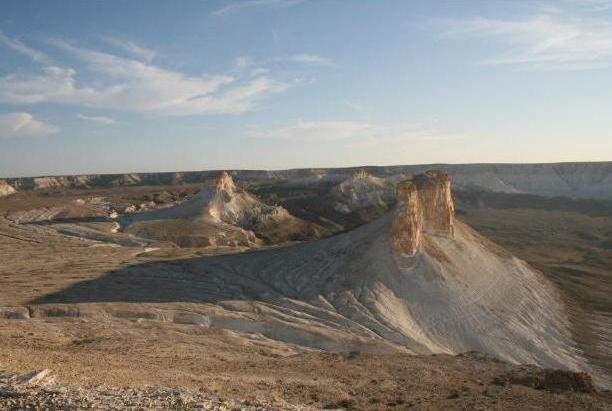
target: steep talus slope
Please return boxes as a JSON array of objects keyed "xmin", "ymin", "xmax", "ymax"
[{"xmin": 32, "ymin": 171, "xmax": 604, "ymax": 386}]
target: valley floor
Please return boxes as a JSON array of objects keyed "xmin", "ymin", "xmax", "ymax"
[{"xmin": 1, "ymin": 186, "xmax": 612, "ymax": 409}]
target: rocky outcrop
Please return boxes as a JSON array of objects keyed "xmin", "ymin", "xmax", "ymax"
[
  {"xmin": 31, "ymin": 176, "xmax": 91, "ymax": 190},
  {"xmin": 0, "ymin": 180, "xmax": 16, "ymax": 197},
  {"xmin": 392, "ymin": 171, "xmax": 454, "ymax": 255},
  {"xmin": 111, "ymin": 173, "xmax": 141, "ymax": 186},
  {"xmin": 122, "ymin": 172, "xmax": 325, "ymax": 247},
  {"xmin": 332, "ymin": 169, "xmax": 395, "ymax": 213}
]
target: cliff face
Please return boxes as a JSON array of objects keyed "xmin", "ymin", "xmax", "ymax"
[{"xmin": 392, "ymin": 171, "xmax": 454, "ymax": 255}]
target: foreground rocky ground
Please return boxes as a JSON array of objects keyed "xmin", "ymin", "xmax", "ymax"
[
  {"xmin": 1, "ymin": 353, "xmax": 610, "ymax": 410},
  {"xmin": 0, "ymin": 369, "xmax": 287, "ymax": 410}
]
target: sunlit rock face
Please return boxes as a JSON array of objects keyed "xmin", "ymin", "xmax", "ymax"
[
  {"xmin": 0, "ymin": 180, "xmax": 17, "ymax": 197},
  {"xmin": 331, "ymin": 169, "xmax": 395, "ymax": 213},
  {"xmin": 392, "ymin": 171, "xmax": 454, "ymax": 255}
]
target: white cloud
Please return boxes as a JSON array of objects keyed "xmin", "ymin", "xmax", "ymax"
[
  {"xmin": 249, "ymin": 119, "xmax": 461, "ymax": 147},
  {"xmin": 212, "ymin": 0, "xmax": 303, "ymax": 16},
  {"xmin": 0, "ymin": 112, "xmax": 59, "ymax": 138},
  {"xmin": 290, "ymin": 54, "xmax": 334, "ymax": 66},
  {"xmin": 0, "ymin": 40, "xmax": 289, "ymax": 116},
  {"xmin": 0, "ymin": 31, "xmax": 49, "ymax": 63},
  {"xmin": 77, "ymin": 113, "xmax": 116, "ymax": 125},
  {"xmin": 440, "ymin": 14, "xmax": 612, "ymax": 70},
  {"xmin": 103, "ymin": 36, "xmax": 156, "ymax": 62}
]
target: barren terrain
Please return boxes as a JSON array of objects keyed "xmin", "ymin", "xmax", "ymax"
[{"xmin": 1, "ymin": 168, "xmax": 611, "ymax": 409}]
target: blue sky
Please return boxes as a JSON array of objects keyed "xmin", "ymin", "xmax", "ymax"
[{"xmin": 0, "ymin": 0, "xmax": 611, "ymax": 177}]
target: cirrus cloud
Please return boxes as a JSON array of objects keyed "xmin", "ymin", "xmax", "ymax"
[
  {"xmin": 103, "ymin": 36, "xmax": 156, "ymax": 62},
  {"xmin": 439, "ymin": 14, "xmax": 612, "ymax": 70},
  {"xmin": 248, "ymin": 119, "xmax": 461, "ymax": 147},
  {"xmin": 0, "ymin": 35, "xmax": 290, "ymax": 116},
  {"xmin": 212, "ymin": 0, "xmax": 304, "ymax": 16},
  {"xmin": 77, "ymin": 113, "xmax": 116, "ymax": 125},
  {"xmin": 0, "ymin": 31, "xmax": 50, "ymax": 63},
  {"xmin": 290, "ymin": 54, "xmax": 334, "ymax": 66}
]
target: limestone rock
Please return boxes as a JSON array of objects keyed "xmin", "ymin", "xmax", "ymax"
[
  {"xmin": 0, "ymin": 180, "xmax": 16, "ymax": 197},
  {"xmin": 122, "ymin": 171, "xmax": 323, "ymax": 247},
  {"xmin": 392, "ymin": 170, "xmax": 454, "ymax": 255},
  {"xmin": 16, "ymin": 370, "xmax": 54, "ymax": 386},
  {"xmin": 332, "ymin": 169, "xmax": 395, "ymax": 213}
]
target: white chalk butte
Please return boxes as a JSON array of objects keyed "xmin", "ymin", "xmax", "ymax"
[{"xmin": 177, "ymin": 170, "xmax": 594, "ymax": 381}]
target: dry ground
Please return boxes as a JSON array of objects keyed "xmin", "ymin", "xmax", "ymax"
[
  {"xmin": 1, "ymin": 187, "xmax": 612, "ymax": 409},
  {"xmin": 454, "ymin": 190, "xmax": 612, "ymax": 385}
]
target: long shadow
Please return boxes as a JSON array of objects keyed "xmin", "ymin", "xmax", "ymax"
[
  {"xmin": 31, "ymin": 216, "xmax": 114, "ymax": 225},
  {"xmin": 29, "ymin": 214, "xmax": 388, "ymax": 307},
  {"xmin": 29, "ymin": 252, "xmax": 280, "ymax": 306},
  {"xmin": 26, "ymin": 223, "xmax": 360, "ymax": 305}
]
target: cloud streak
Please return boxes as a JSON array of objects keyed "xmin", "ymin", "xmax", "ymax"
[
  {"xmin": 212, "ymin": 0, "xmax": 303, "ymax": 16},
  {"xmin": 0, "ymin": 31, "xmax": 49, "ymax": 63},
  {"xmin": 249, "ymin": 119, "xmax": 461, "ymax": 148},
  {"xmin": 103, "ymin": 36, "xmax": 156, "ymax": 62},
  {"xmin": 440, "ymin": 14, "xmax": 612, "ymax": 70},
  {"xmin": 0, "ymin": 112, "xmax": 59, "ymax": 138},
  {"xmin": 290, "ymin": 54, "xmax": 334, "ymax": 66},
  {"xmin": 77, "ymin": 113, "xmax": 116, "ymax": 125},
  {"xmin": 0, "ymin": 38, "xmax": 289, "ymax": 116}
]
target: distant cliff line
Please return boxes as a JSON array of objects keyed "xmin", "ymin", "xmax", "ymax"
[{"xmin": 2, "ymin": 161, "xmax": 612, "ymax": 200}]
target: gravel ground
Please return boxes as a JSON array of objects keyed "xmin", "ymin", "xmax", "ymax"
[{"xmin": 0, "ymin": 369, "xmax": 303, "ymax": 411}]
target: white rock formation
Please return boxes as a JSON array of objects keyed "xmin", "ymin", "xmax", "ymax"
[
  {"xmin": 33, "ymin": 170, "xmax": 602, "ymax": 385},
  {"xmin": 112, "ymin": 173, "xmax": 141, "ymax": 186},
  {"xmin": 392, "ymin": 171, "xmax": 454, "ymax": 255},
  {"xmin": 162, "ymin": 170, "xmax": 594, "ymax": 381},
  {"xmin": 32, "ymin": 176, "xmax": 90, "ymax": 190},
  {"xmin": 332, "ymin": 170, "xmax": 395, "ymax": 213},
  {"xmin": 0, "ymin": 180, "xmax": 16, "ymax": 197},
  {"xmin": 123, "ymin": 172, "xmax": 318, "ymax": 246}
]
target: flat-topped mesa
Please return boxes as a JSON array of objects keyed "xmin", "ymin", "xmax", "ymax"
[{"xmin": 392, "ymin": 170, "xmax": 454, "ymax": 255}]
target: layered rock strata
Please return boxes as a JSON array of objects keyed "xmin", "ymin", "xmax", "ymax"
[{"xmin": 392, "ymin": 171, "xmax": 454, "ymax": 255}]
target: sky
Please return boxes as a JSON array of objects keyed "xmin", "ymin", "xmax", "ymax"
[{"xmin": 1, "ymin": 0, "xmax": 612, "ymax": 177}]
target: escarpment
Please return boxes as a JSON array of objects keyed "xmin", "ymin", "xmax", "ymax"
[{"xmin": 392, "ymin": 171, "xmax": 454, "ymax": 255}]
